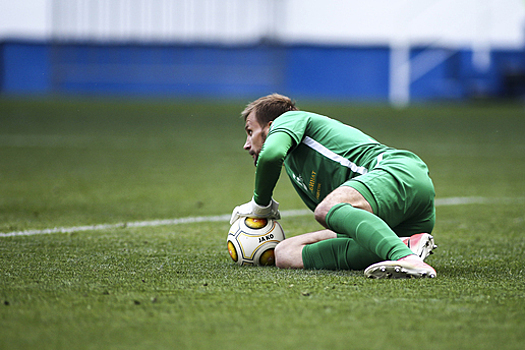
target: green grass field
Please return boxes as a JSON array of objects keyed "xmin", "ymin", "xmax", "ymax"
[{"xmin": 1, "ymin": 97, "xmax": 524, "ymax": 350}]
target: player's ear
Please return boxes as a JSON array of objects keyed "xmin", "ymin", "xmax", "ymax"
[{"xmin": 262, "ymin": 121, "xmax": 272, "ymax": 139}]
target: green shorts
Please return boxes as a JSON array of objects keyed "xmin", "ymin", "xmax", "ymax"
[
  {"xmin": 346, "ymin": 150, "xmax": 436, "ymax": 236},
  {"xmin": 302, "ymin": 150, "xmax": 436, "ymax": 270}
]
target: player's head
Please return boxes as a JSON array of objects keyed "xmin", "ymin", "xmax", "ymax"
[
  {"xmin": 241, "ymin": 94, "xmax": 297, "ymax": 167},
  {"xmin": 241, "ymin": 93, "xmax": 298, "ymax": 125}
]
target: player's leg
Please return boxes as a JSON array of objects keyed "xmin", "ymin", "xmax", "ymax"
[
  {"xmin": 314, "ymin": 185, "xmax": 415, "ymax": 262},
  {"xmin": 275, "ymin": 184, "xmax": 416, "ymax": 270},
  {"xmin": 318, "ymin": 196, "xmax": 436, "ymax": 278},
  {"xmin": 274, "ymin": 187, "xmax": 382, "ymax": 270},
  {"xmin": 301, "ymin": 236, "xmax": 384, "ymax": 270},
  {"xmin": 275, "ymin": 229, "xmax": 385, "ymax": 270},
  {"xmin": 275, "ymin": 229, "xmax": 436, "ymax": 270},
  {"xmin": 274, "ymin": 229, "xmax": 335, "ymax": 269},
  {"xmin": 362, "ymin": 191, "xmax": 437, "ymax": 278},
  {"xmin": 313, "ymin": 168, "xmax": 436, "ymax": 278},
  {"xmin": 362, "ymin": 154, "xmax": 437, "ymax": 278}
]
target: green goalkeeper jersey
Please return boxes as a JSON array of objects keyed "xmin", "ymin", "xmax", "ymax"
[{"xmin": 254, "ymin": 111, "xmax": 393, "ymax": 211}]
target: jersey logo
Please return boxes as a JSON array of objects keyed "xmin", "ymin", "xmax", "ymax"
[{"xmin": 291, "ymin": 172, "xmax": 308, "ymax": 191}]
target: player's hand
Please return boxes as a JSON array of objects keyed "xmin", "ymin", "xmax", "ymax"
[{"xmin": 230, "ymin": 198, "xmax": 281, "ymax": 224}]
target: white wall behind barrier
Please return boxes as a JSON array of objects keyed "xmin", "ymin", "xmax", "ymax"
[
  {"xmin": 49, "ymin": 0, "xmax": 285, "ymax": 43},
  {"xmin": 1, "ymin": 0, "xmax": 525, "ymax": 48},
  {"xmin": 286, "ymin": 0, "xmax": 525, "ymax": 48},
  {"xmin": 0, "ymin": 1, "xmax": 51, "ymax": 39}
]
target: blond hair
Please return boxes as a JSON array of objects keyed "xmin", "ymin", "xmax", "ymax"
[{"xmin": 241, "ymin": 93, "xmax": 298, "ymax": 125}]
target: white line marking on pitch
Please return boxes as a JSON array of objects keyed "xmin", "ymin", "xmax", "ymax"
[{"xmin": 0, "ymin": 196, "xmax": 512, "ymax": 238}]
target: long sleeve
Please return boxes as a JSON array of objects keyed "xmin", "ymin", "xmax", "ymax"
[{"xmin": 253, "ymin": 131, "xmax": 294, "ymax": 206}]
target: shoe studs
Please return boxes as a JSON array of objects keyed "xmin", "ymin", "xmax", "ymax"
[
  {"xmin": 418, "ymin": 271, "xmax": 437, "ymax": 278},
  {"xmin": 365, "ymin": 260, "xmax": 437, "ymax": 279}
]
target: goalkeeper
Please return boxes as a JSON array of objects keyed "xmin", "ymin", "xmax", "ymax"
[{"xmin": 230, "ymin": 94, "xmax": 437, "ymax": 279}]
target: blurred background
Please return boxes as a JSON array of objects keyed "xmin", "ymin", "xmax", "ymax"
[{"xmin": 1, "ymin": 0, "xmax": 525, "ymax": 105}]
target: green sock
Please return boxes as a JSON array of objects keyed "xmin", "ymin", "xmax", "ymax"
[
  {"xmin": 303, "ymin": 237, "xmax": 384, "ymax": 270},
  {"xmin": 325, "ymin": 203, "xmax": 413, "ymax": 261}
]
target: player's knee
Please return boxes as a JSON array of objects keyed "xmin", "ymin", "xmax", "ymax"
[
  {"xmin": 314, "ymin": 202, "xmax": 330, "ymax": 227},
  {"xmin": 274, "ymin": 241, "xmax": 288, "ymax": 269},
  {"xmin": 274, "ymin": 240, "xmax": 303, "ymax": 269}
]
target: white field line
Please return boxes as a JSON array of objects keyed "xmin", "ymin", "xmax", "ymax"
[{"xmin": 0, "ymin": 196, "xmax": 511, "ymax": 238}]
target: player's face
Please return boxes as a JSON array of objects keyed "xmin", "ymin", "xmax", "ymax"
[{"xmin": 243, "ymin": 111, "xmax": 272, "ymax": 166}]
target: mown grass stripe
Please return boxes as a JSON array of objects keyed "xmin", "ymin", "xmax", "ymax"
[{"xmin": 0, "ymin": 196, "xmax": 511, "ymax": 238}]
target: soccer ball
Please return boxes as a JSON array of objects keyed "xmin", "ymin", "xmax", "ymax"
[{"xmin": 227, "ymin": 217, "xmax": 285, "ymax": 266}]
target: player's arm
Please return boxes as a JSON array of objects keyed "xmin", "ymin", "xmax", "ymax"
[
  {"xmin": 230, "ymin": 131, "xmax": 294, "ymax": 224},
  {"xmin": 253, "ymin": 131, "xmax": 294, "ymax": 205}
]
